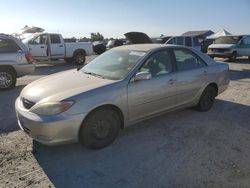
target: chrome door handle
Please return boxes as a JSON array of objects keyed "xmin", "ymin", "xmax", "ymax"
[{"xmin": 203, "ymin": 71, "xmax": 208, "ymax": 75}]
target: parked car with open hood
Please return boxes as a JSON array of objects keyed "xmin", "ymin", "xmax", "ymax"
[
  {"xmin": 0, "ymin": 34, "xmax": 35, "ymax": 90},
  {"xmin": 207, "ymin": 35, "xmax": 250, "ymax": 61},
  {"xmin": 16, "ymin": 44, "xmax": 229, "ymax": 149},
  {"xmin": 23, "ymin": 33, "xmax": 93, "ymax": 65},
  {"xmin": 124, "ymin": 32, "xmax": 153, "ymax": 44}
]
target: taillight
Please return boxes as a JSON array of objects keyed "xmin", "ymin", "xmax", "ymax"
[{"xmin": 25, "ymin": 53, "xmax": 34, "ymax": 64}]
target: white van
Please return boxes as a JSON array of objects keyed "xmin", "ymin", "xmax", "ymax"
[{"xmin": 207, "ymin": 35, "xmax": 250, "ymax": 61}]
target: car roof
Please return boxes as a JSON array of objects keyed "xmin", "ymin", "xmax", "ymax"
[{"xmin": 111, "ymin": 44, "xmax": 179, "ymax": 52}]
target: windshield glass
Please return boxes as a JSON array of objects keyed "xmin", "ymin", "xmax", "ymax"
[
  {"xmin": 214, "ymin": 36, "xmax": 242, "ymax": 44},
  {"xmin": 81, "ymin": 50, "xmax": 146, "ymax": 80}
]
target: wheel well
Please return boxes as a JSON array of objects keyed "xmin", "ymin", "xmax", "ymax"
[
  {"xmin": 207, "ymin": 83, "xmax": 218, "ymax": 96},
  {"xmin": 73, "ymin": 49, "xmax": 86, "ymax": 57},
  {"xmin": 83, "ymin": 104, "xmax": 124, "ymax": 129},
  {"xmin": 0, "ymin": 65, "xmax": 17, "ymax": 76}
]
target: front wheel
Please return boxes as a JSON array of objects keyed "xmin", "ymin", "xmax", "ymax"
[
  {"xmin": 79, "ymin": 109, "xmax": 121, "ymax": 149},
  {"xmin": 73, "ymin": 52, "xmax": 86, "ymax": 65},
  {"xmin": 194, "ymin": 86, "xmax": 216, "ymax": 112},
  {"xmin": 0, "ymin": 68, "xmax": 16, "ymax": 90},
  {"xmin": 229, "ymin": 51, "xmax": 237, "ymax": 62}
]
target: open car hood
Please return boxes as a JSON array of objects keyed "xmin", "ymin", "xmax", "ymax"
[{"xmin": 124, "ymin": 32, "xmax": 152, "ymax": 44}]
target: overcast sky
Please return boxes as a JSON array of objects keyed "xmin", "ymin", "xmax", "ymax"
[{"xmin": 1, "ymin": 0, "xmax": 250, "ymax": 38}]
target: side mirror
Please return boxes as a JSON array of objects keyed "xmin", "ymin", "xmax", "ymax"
[{"xmin": 132, "ymin": 72, "xmax": 152, "ymax": 82}]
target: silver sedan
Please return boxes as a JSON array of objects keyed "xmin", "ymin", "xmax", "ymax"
[{"xmin": 15, "ymin": 44, "xmax": 229, "ymax": 149}]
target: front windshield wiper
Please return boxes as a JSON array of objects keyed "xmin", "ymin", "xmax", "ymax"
[{"xmin": 82, "ymin": 70, "xmax": 105, "ymax": 79}]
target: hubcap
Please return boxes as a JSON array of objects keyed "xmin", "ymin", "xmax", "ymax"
[
  {"xmin": 0, "ymin": 72, "xmax": 12, "ymax": 88},
  {"xmin": 92, "ymin": 120, "xmax": 110, "ymax": 139},
  {"xmin": 76, "ymin": 54, "xmax": 84, "ymax": 64}
]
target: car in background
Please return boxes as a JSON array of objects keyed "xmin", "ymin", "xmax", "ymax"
[
  {"xmin": 207, "ymin": 35, "xmax": 250, "ymax": 61},
  {"xmin": 106, "ymin": 39, "xmax": 124, "ymax": 49},
  {"xmin": 200, "ymin": 38, "xmax": 214, "ymax": 53},
  {"xmin": 92, "ymin": 41, "xmax": 106, "ymax": 55},
  {"xmin": 165, "ymin": 36, "xmax": 201, "ymax": 51},
  {"xmin": 151, "ymin": 36, "xmax": 172, "ymax": 44},
  {"xmin": 23, "ymin": 33, "xmax": 93, "ymax": 65},
  {"xmin": 16, "ymin": 44, "xmax": 229, "ymax": 149},
  {"xmin": 0, "ymin": 34, "xmax": 35, "ymax": 90}
]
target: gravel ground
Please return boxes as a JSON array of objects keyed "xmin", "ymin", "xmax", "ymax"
[{"xmin": 0, "ymin": 57, "xmax": 250, "ymax": 188}]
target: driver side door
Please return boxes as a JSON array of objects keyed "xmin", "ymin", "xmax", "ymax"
[
  {"xmin": 28, "ymin": 34, "xmax": 49, "ymax": 60},
  {"xmin": 127, "ymin": 49, "xmax": 177, "ymax": 122}
]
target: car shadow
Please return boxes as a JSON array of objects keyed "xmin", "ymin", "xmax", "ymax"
[
  {"xmin": 230, "ymin": 69, "xmax": 250, "ymax": 81},
  {"xmin": 33, "ymin": 99, "xmax": 250, "ymax": 188},
  {"xmin": 32, "ymin": 60, "xmax": 81, "ymax": 76},
  {"xmin": 0, "ymin": 86, "xmax": 24, "ymax": 133}
]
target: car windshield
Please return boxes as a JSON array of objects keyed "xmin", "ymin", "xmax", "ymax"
[
  {"xmin": 81, "ymin": 50, "xmax": 146, "ymax": 80},
  {"xmin": 214, "ymin": 36, "xmax": 242, "ymax": 44}
]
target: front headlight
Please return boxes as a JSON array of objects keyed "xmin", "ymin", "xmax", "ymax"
[{"xmin": 30, "ymin": 101, "xmax": 74, "ymax": 116}]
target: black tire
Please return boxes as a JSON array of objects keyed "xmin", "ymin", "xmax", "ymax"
[
  {"xmin": 73, "ymin": 51, "xmax": 86, "ymax": 65},
  {"xmin": 195, "ymin": 86, "xmax": 216, "ymax": 112},
  {"xmin": 229, "ymin": 51, "xmax": 237, "ymax": 62},
  {"xmin": 248, "ymin": 56, "xmax": 250, "ymax": 60},
  {"xmin": 0, "ymin": 67, "xmax": 16, "ymax": 90},
  {"xmin": 79, "ymin": 108, "xmax": 121, "ymax": 149}
]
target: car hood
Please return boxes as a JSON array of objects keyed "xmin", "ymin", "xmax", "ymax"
[
  {"xmin": 208, "ymin": 44, "xmax": 235, "ymax": 49},
  {"xmin": 20, "ymin": 69, "xmax": 116, "ymax": 104},
  {"xmin": 124, "ymin": 32, "xmax": 152, "ymax": 44}
]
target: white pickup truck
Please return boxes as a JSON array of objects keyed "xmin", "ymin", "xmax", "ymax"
[{"xmin": 22, "ymin": 33, "xmax": 93, "ymax": 64}]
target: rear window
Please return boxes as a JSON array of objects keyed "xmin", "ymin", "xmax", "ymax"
[{"xmin": 0, "ymin": 39, "xmax": 21, "ymax": 53}]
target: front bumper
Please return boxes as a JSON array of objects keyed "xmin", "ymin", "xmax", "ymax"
[
  {"xmin": 207, "ymin": 51, "xmax": 233, "ymax": 58},
  {"xmin": 15, "ymin": 97, "xmax": 86, "ymax": 145}
]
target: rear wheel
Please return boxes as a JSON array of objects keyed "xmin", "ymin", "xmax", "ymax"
[
  {"xmin": 195, "ymin": 86, "xmax": 216, "ymax": 112},
  {"xmin": 73, "ymin": 51, "xmax": 86, "ymax": 65},
  {"xmin": 0, "ymin": 68, "xmax": 16, "ymax": 90},
  {"xmin": 79, "ymin": 109, "xmax": 121, "ymax": 149}
]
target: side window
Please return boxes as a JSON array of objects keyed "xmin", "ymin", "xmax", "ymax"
[
  {"xmin": 193, "ymin": 37, "xmax": 200, "ymax": 46},
  {"xmin": 185, "ymin": 37, "xmax": 192, "ymax": 47},
  {"xmin": 50, "ymin": 35, "xmax": 61, "ymax": 44},
  {"xmin": 243, "ymin": 37, "xmax": 250, "ymax": 45},
  {"xmin": 167, "ymin": 38, "xmax": 175, "ymax": 44},
  {"xmin": 176, "ymin": 37, "xmax": 184, "ymax": 45},
  {"xmin": 32, "ymin": 35, "xmax": 48, "ymax": 45},
  {"xmin": 0, "ymin": 39, "xmax": 21, "ymax": 53},
  {"xmin": 139, "ymin": 50, "xmax": 172, "ymax": 77},
  {"xmin": 173, "ymin": 49, "xmax": 206, "ymax": 71}
]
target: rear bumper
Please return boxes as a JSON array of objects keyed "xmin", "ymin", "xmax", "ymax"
[
  {"xmin": 13, "ymin": 64, "xmax": 35, "ymax": 77},
  {"xmin": 15, "ymin": 97, "xmax": 86, "ymax": 145}
]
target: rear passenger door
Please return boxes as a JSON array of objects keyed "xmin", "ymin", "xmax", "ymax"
[
  {"xmin": 0, "ymin": 38, "xmax": 22, "ymax": 64},
  {"xmin": 173, "ymin": 48, "xmax": 207, "ymax": 106},
  {"xmin": 49, "ymin": 34, "xmax": 65, "ymax": 58}
]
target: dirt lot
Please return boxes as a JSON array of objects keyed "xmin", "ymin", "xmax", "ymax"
[{"xmin": 0, "ymin": 57, "xmax": 250, "ymax": 188}]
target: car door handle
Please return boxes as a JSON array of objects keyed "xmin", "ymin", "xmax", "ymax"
[
  {"xmin": 59, "ymin": 45, "xmax": 63, "ymax": 47},
  {"xmin": 168, "ymin": 79, "xmax": 176, "ymax": 85},
  {"xmin": 40, "ymin": 46, "xmax": 45, "ymax": 48},
  {"xmin": 203, "ymin": 70, "xmax": 208, "ymax": 76}
]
